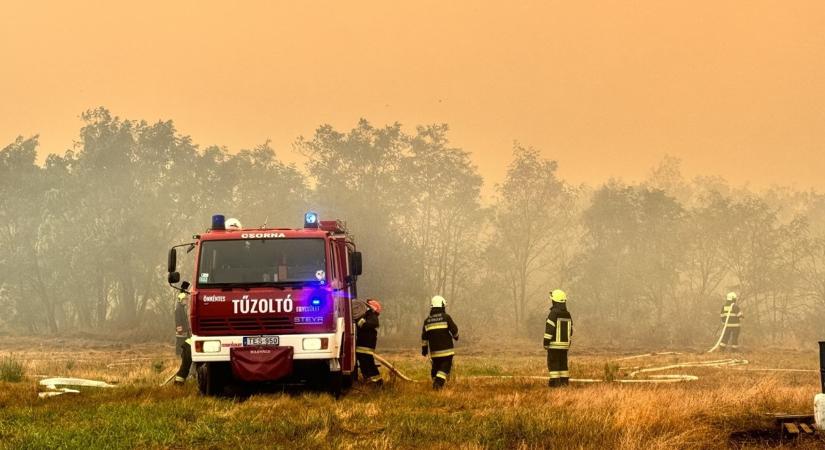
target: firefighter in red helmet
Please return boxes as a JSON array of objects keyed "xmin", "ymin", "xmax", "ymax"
[{"xmin": 355, "ymin": 298, "xmax": 383, "ymax": 387}]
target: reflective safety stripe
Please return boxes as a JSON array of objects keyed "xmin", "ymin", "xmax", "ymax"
[
  {"xmin": 425, "ymin": 322, "xmax": 449, "ymax": 331},
  {"xmin": 560, "ymin": 371, "xmax": 569, "ymax": 378},
  {"xmin": 719, "ymin": 342, "xmax": 727, "ymax": 347},
  {"xmin": 554, "ymin": 318, "xmax": 572, "ymax": 345},
  {"xmin": 546, "ymin": 319, "xmax": 555, "ymax": 327},
  {"xmin": 368, "ymin": 374, "xmax": 383, "ymax": 382},
  {"xmin": 431, "ymin": 349, "xmax": 455, "ymax": 358},
  {"xmin": 548, "ymin": 371, "xmax": 562, "ymax": 379},
  {"xmin": 184, "ymin": 337, "xmax": 193, "ymax": 345},
  {"xmin": 355, "ymin": 346, "xmax": 375, "ymax": 354},
  {"xmin": 544, "ymin": 333, "xmax": 553, "ymax": 340},
  {"xmin": 435, "ymin": 371, "xmax": 448, "ymax": 380},
  {"xmin": 549, "ymin": 343, "xmax": 570, "ymax": 349},
  {"xmin": 357, "ymin": 318, "xmax": 366, "ymax": 327},
  {"xmin": 421, "ymin": 340, "xmax": 428, "ymax": 347},
  {"xmin": 726, "ymin": 323, "xmax": 740, "ymax": 328}
]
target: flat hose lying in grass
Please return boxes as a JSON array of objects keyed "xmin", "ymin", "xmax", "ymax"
[
  {"xmin": 38, "ymin": 377, "xmax": 117, "ymax": 398},
  {"xmin": 371, "ymin": 352, "xmax": 802, "ymax": 384}
]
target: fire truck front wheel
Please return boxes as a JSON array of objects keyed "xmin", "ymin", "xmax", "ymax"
[{"xmin": 196, "ymin": 362, "xmax": 230, "ymax": 396}]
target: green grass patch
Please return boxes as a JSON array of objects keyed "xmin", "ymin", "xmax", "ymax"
[{"xmin": 0, "ymin": 354, "xmax": 25, "ymax": 382}]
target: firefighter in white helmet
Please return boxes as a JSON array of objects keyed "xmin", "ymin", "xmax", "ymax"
[
  {"xmin": 719, "ymin": 292, "xmax": 743, "ymax": 352},
  {"xmin": 544, "ymin": 289, "xmax": 573, "ymax": 387},
  {"xmin": 421, "ymin": 295, "xmax": 459, "ymax": 390}
]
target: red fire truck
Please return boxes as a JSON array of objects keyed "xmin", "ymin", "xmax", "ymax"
[{"xmin": 167, "ymin": 212, "xmax": 362, "ymax": 396}]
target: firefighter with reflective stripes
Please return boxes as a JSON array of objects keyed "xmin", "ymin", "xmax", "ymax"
[
  {"xmin": 355, "ymin": 299, "xmax": 383, "ymax": 386},
  {"xmin": 421, "ymin": 295, "xmax": 459, "ymax": 390},
  {"xmin": 719, "ymin": 292, "xmax": 743, "ymax": 352},
  {"xmin": 174, "ymin": 291, "xmax": 193, "ymax": 384},
  {"xmin": 544, "ymin": 289, "xmax": 573, "ymax": 387}
]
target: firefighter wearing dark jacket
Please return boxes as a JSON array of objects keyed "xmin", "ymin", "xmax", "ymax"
[
  {"xmin": 421, "ymin": 295, "xmax": 459, "ymax": 390},
  {"xmin": 174, "ymin": 292, "xmax": 193, "ymax": 384},
  {"xmin": 544, "ymin": 289, "xmax": 573, "ymax": 387},
  {"xmin": 719, "ymin": 292, "xmax": 743, "ymax": 352},
  {"xmin": 355, "ymin": 299, "xmax": 383, "ymax": 386}
]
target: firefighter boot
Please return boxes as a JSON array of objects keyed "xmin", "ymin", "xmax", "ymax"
[{"xmin": 433, "ymin": 378, "xmax": 445, "ymax": 390}]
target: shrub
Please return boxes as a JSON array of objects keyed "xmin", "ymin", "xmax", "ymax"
[{"xmin": 0, "ymin": 355, "xmax": 25, "ymax": 382}]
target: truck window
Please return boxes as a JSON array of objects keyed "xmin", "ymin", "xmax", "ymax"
[
  {"xmin": 197, "ymin": 238, "xmax": 327, "ymax": 286},
  {"xmin": 328, "ymin": 242, "xmax": 337, "ymax": 282}
]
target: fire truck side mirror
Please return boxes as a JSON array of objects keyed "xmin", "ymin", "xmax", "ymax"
[
  {"xmin": 350, "ymin": 252, "xmax": 363, "ymax": 276},
  {"xmin": 167, "ymin": 248, "xmax": 177, "ymax": 273},
  {"xmin": 168, "ymin": 271, "xmax": 181, "ymax": 284}
]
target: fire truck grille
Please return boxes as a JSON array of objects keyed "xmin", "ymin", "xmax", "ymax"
[{"xmin": 197, "ymin": 317, "xmax": 294, "ymax": 335}]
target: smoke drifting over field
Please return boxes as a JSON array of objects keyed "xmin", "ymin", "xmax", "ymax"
[{"xmin": 1, "ymin": 109, "xmax": 824, "ymax": 348}]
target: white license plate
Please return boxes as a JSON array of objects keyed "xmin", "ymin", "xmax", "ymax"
[{"xmin": 243, "ymin": 336, "xmax": 280, "ymax": 346}]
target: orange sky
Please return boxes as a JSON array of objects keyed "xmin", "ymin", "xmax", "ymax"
[{"xmin": 1, "ymin": 1, "xmax": 824, "ymax": 191}]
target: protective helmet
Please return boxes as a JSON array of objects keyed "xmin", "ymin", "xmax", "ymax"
[
  {"xmin": 726, "ymin": 292, "xmax": 737, "ymax": 301},
  {"xmin": 431, "ymin": 295, "xmax": 447, "ymax": 308},
  {"xmin": 550, "ymin": 289, "xmax": 567, "ymax": 303},
  {"xmin": 225, "ymin": 218, "xmax": 242, "ymax": 229},
  {"xmin": 366, "ymin": 299, "xmax": 382, "ymax": 315}
]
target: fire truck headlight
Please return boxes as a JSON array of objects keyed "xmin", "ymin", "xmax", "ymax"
[
  {"xmin": 202, "ymin": 340, "xmax": 221, "ymax": 353},
  {"xmin": 302, "ymin": 338, "xmax": 326, "ymax": 351}
]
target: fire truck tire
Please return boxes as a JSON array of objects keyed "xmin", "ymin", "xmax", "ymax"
[
  {"xmin": 197, "ymin": 362, "xmax": 229, "ymax": 396},
  {"xmin": 342, "ymin": 371, "xmax": 355, "ymax": 389},
  {"xmin": 329, "ymin": 371, "xmax": 343, "ymax": 398}
]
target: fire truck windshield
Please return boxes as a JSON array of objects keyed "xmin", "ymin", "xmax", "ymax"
[{"xmin": 197, "ymin": 238, "xmax": 327, "ymax": 286}]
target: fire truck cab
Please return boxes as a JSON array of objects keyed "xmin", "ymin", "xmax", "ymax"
[{"xmin": 167, "ymin": 212, "xmax": 362, "ymax": 396}]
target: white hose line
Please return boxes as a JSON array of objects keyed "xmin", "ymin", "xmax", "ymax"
[
  {"xmin": 614, "ymin": 352, "xmax": 682, "ymax": 361},
  {"xmin": 374, "ymin": 351, "xmax": 810, "ymax": 386},
  {"xmin": 708, "ymin": 303, "xmax": 734, "ymax": 353}
]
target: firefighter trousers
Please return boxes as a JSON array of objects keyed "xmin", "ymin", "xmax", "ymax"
[
  {"xmin": 720, "ymin": 327, "xmax": 740, "ymax": 351},
  {"xmin": 175, "ymin": 342, "xmax": 192, "ymax": 379},
  {"xmin": 547, "ymin": 349, "xmax": 569, "ymax": 387},
  {"xmin": 430, "ymin": 355, "xmax": 453, "ymax": 389},
  {"xmin": 356, "ymin": 350, "xmax": 382, "ymax": 384}
]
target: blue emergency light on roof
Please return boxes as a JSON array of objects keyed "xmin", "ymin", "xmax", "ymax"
[
  {"xmin": 212, "ymin": 214, "xmax": 226, "ymax": 230},
  {"xmin": 304, "ymin": 211, "xmax": 319, "ymax": 229},
  {"xmin": 311, "ymin": 298, "xmax": 322, "ymax": 306}
]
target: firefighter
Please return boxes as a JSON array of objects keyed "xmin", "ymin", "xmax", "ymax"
[
  {"xmin": 421, "ymin": 295, "xmax": 459, "ymax": 390},
  {"xmin": 174, "ymin": 291, "xmax": 193, "ymax": 384},
  {"xmin": 544, "ymin": 289, "xmax": 573, "ymax": 387},
  {"xmin": 355, "ymin": 299, "xmax": 383, "ymax": 387},
  {"xmin": 719, "ymin": 292, "xmax": 743, "ymax": 352}
]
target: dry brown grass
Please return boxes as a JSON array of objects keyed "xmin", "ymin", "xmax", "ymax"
[{"xmin": 0, "ymin": 337, "xmax": 822, "ymax": 449}]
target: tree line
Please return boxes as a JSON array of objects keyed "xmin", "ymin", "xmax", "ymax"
[{"xmin": 1, "ymin": 108, "xmax": 824, "ymax": 347}]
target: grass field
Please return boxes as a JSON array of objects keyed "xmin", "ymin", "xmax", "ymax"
[{"xmin": 1, "ymin": 337, "xmax": 823, "ymax": 449}]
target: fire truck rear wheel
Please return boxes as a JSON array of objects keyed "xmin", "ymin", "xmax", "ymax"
[
  {"xmin": 329, "ymin": 371, "xmax": 343, "ymax": 398},
  {"xmin": 197, "ymin": 362, "xmax": 229, "ymax": 396}
]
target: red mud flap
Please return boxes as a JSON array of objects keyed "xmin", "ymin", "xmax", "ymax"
[{"xmin": 230, "ymin": 346, "xmax": 294, "ymax": 382}]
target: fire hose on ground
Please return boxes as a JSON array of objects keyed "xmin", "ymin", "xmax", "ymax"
[{"xmin": 373, "ymin": 352, "xmax": 815, "ymax": 385}]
